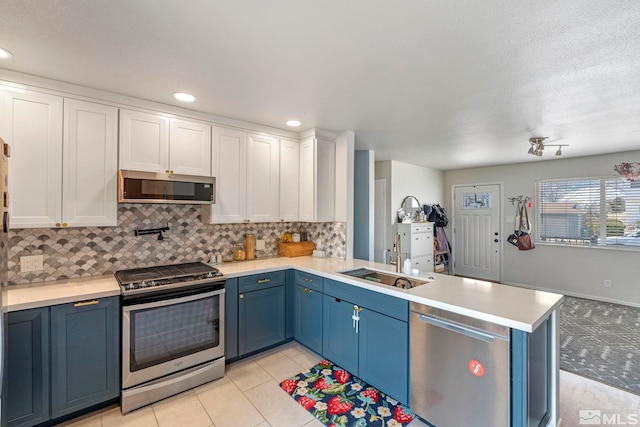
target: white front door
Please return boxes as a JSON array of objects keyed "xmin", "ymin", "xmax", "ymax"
[{"xmin": 453, "ymin": 184, "xmax": 501, "ymax": 282}]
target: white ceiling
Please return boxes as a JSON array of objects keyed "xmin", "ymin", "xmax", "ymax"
[{"xmin": 1, "ymin": 0, "xmax": 639, "ymax": 170}]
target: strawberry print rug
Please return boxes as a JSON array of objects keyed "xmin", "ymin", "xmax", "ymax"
[{"xmin": 280, "ymin": 359, "xmax": 417, "ymax": 427}]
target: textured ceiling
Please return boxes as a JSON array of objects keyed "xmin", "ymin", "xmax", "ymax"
[{"xmin": 1, "ymin": 0, "xmax": 639, "ymax": 170}]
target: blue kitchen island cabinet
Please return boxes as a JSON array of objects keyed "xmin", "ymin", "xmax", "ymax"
[
  {"xmin": 224, "ymin": 277, "xmax": 239, "ymax": 360},
  {"xmin": 4, "ymin": 308, "xmax": 50, "ymax": 427},
  {"xmin": 238, "ymin": 271, "xmax": 286, "ymax": 356},
  {"xmin": 50, "ymin": 297, "xmax": 120, "ymax": 419},
  {"xmin": 293, "ymin": 271, "xmax": 324, "ymax": 354},
  {"xmin": 322, "ymin": 279, "xmax": 409, "ymax": 403}
]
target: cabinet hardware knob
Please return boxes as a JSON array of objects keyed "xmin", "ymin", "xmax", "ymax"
[
  {"xmin": 74, "ymin": 300, "xmax": 99, "ymax": 307},
  {"xmin": 302, "ymin": 277, "xmax": 312, "ymax": 283},
  {"xmin": 166, "ymin": 170, "xmax": 170, "ymax": 173},
  {"xmin": 62, "ymin": 223, "xmax": 68, "ymax": 227},
  {"xmin": 239, "ymin": 294, "xmax": 244, "ymax": 299},
  {"xmin": 56, "ymin": 223, "xmax": 61, "ymax": 227},
  {"xmin": 257, "ymin": 278, "xmax": 271, "ymax": 284},
  {"xmin": 303, "ymin": 287, "xmax": 312, "ymax": 293}
]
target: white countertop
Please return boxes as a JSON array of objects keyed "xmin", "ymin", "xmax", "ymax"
[
  {"xmin": 5, "ymin": 256, "xmax": 563, "ymax": 332},
  {"xmin": 5, "ymin": 275, "xmax": 120, "ymax": 312}
]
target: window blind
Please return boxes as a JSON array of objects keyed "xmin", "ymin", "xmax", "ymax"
[{"xmin": 536, "ymin": 177, "xmax": 640, "ymax": 249}]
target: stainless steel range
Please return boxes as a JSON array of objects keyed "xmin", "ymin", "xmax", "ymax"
[{"xmin": 115, "ymin": 262, "xmax": 226, "ymax": 414}]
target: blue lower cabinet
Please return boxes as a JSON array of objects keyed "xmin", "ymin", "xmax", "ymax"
[
  {"xmin": 238, "ymin": 285, "xmax": 286, "ymax": 355},
  {"xmin": 294, "ymin": 284, "xmax": 323, "ymax": 354},
  {"xmin": 50, "ymin": 297, "xmax": 120, "ymax": 419},
  {"xmin": 285, "ymin": 270, "xmax": 296, "ymax": 340},
  {"xmin": 322, "ymin": 295, "xmax": 358, "ymax": 375},
  {"xmin": 5, "ymin": 308, "xmax": 50, "ymax": 427},
  {"xmin": 225, "ymin": 278, "xmax": 239, "ymax": 359},
  {"xmin": 358, "ymin": 308, "xmax": 408, "ymax": 403}
]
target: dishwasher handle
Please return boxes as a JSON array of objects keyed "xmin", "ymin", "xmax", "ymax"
[{"xmin": 417, "ymin": 314, "xmax": 503, "ymax": 343}]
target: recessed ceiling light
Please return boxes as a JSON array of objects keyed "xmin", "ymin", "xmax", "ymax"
[
  {"xmin": 0, "ymin": 48, "xmax": 13, "ymax": 59},
  {"xmin": 173, "ymin": 92, "xmax": 195, "ymax": 102},
  {"xmin": 286, "ymin": 120, "xmax": 301, "ymax": 127}
]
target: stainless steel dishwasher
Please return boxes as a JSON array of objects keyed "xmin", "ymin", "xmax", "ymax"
[{"xmin": 410, "ymin": 302, "xmax": 510, "ymax": 427}]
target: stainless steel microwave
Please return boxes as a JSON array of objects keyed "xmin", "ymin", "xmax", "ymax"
[{"xmin": 118, "ymin": 170, "xmax": 215, "ymax": 204}]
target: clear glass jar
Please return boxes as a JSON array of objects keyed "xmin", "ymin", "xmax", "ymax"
[{"xmin": 233, "ymin": 244, "xmax": 246, "ymax": 261}]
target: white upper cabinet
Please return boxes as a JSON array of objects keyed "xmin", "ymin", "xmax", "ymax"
[
  {"xmin": 279, "ymin": 139, "xmax": 299, "ymax": 222},
  {"xmin": 169, "ymin": 118, "xmax": 211, "ymax": 176},
  {"xmin": 204, "ymin": 127, "xmax": 280, "ymax": 224},
  {"xmin": 119, "ymin": 109, "xmax": 169, "ymax": 173},
  {"xmin": 299, "ymin": 135, "xmax": 335, "ymax": 222},
  {"xmin": 119, "ymin": 109, "xmax": 211, "ymax": 176},
  {"xmin": 208, "ymin": 126, "xmax": 247, "ymax": 223},
  {"xmin": 1, "ymin": 87, "xmax": 63, "ymax": 228},
  {"xmin": 62, "ymin": 99, "xmax": 118, "ymax": 227},
  {"xmin": 246, "ymin": 133, "xmax": 279, "ymax": 222},
  {"xmin": 1, "ymin": 87, "xmax": 117, "ymax": 228}
]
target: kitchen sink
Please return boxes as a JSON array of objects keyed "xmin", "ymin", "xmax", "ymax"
[{"xmin": 339, "ymin": 268, "xmax": 430, "ymax": 289}]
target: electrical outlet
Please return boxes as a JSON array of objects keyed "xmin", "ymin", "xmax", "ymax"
[
  {"xmin": 256, "ymin": 239, "xmax": 265, "ymax": 250},
  {"xmin": 604, "ymin": 279, "xmax": 611, "ymax": 288},
  {"xmin": 20, "ymin": 255, "xmax": 44, "ymax": 272}
]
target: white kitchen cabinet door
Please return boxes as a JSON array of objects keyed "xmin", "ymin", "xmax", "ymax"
[
  {"xmin": 169, "ymin": 118, "xmax": 211, "ymax": 176},
  {"xmin": 119, "ymin": 109, "xmax": 169, "ymax": 173},
  {"xmin": 62, "ymin": 99, "xmax": 118, "ymax": 227},
  {"xmin": 299, "ymin": 137, "xmax": 335, "ymax": 222},
  {"xmin": 246, "ymin": 133, "xmax": 279, "ymax": 222},
  {"xmin": 279, "ymin": 139, "xmax": 299, "ymax": 222},
  {"xmin": 1, "ymin": 87, "xmax": 63, "ymax": 228},
  {"xmin": 208, "ymin": 126, "xmax": 247, "ymax": 223}
]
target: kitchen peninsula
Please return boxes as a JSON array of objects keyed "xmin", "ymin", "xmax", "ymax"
[{"xmin": 4, "ymin": 256, "xmax": 562, "ymax": 427}]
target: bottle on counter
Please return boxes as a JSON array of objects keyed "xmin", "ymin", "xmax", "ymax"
[
  {"xmin": 299, "ymin": 226, "xmax": 308, "ymax": 242},
  {"xmin": 245, "ymin": 234, "xmax": 255, "ymax": 260},
  {"xmin": 403, "ymin": 254, "xmax": 412, "ymax": 275},
  {"xmin": 233, "ymin": 244, "xmax": 246, "ymax": 261}
]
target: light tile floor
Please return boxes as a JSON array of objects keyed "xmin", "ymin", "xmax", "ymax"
[{"xmin": 58, "ymin": 342, "xmax": 639, "ymax": 427}]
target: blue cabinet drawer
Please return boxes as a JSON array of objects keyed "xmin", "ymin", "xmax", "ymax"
[
  {"xmin": 239, "ymin": 270, "xmax": 285, "ymax": 293},
  {"xmin": 294, "ymin": 271, "xmax": 323, "ymax": 292},
  {"xmin": 323, "ymin": 279, "xmax": 408, "ymax": 322}
]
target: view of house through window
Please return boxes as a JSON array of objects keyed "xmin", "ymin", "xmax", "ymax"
[{"xmin": 536, "ymin": 177, "xmax": 640, "ymax": 248}]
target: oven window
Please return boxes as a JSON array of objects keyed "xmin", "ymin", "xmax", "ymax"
[{"xmin": 129, "ymin": 295, "xmax": 220, "ymax": 371}]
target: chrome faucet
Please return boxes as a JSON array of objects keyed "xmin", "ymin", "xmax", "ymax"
[{"xmin": 390, "ymin": 232, "xmax": 402, "ymax": 273}]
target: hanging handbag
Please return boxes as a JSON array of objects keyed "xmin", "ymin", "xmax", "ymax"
[{"xmin": 516, "ymin": 200, "xmax": 535, "ymax": 250}]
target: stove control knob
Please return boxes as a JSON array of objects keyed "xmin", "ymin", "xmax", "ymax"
[
  {"xmin": 140, "ymin": 281, "xmax": 147, "ymax": 288},
  {"xmin": 149, "ymin": 280, "xmax": 157, "ymax": 287},
  {"xmin": 128, "ymin": 283, "xmax": 135, "ymax": 290},
  {"xmin": 206, "ymin": 272, "xmax": 213, "ymax": 279}
]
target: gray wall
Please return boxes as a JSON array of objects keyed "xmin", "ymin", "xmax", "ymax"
[
  {"xmin": 445, "ymin": 150, "xmax": 640, "ymax": 306},
  {"xmin": 354, "ymin": 150, "xmax": 374, "ymax": 260}
]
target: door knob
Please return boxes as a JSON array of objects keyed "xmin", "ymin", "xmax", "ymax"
[{"xmin": 494, "ymin": 232, "xmax": 499, "ymax": 236}]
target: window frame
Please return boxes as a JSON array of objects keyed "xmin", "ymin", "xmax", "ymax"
[{"xmin": 534, "ymin": 176, "xmax": 640, "ymax": 251}]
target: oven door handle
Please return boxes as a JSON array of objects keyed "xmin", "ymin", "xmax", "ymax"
[{"xmin": 123, "ymin": 289, "xmax": 224, "ymax": 312}]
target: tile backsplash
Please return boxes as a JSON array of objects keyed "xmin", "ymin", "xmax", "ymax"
[{"xmin": 8, "ymin": 204, "xmax": 347, "ymax": 285}]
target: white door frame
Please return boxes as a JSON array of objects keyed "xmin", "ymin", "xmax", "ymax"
[
  {"xmin": 374, "ymin": 179, "xmax": 387, "ymax": 263},
  {"xmin": 451, "ymin": 182, "xmax": 504, "ymax": 282}
]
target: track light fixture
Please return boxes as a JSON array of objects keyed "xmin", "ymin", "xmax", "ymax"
[{"xmin": 527, "ymin": 137, "xmax": 568, "ymax": 157}]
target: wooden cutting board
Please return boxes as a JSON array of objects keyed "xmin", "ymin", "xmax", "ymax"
[{"xmin": 278, "ymin": 241, "xmax": 315, "ymax": 257}]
